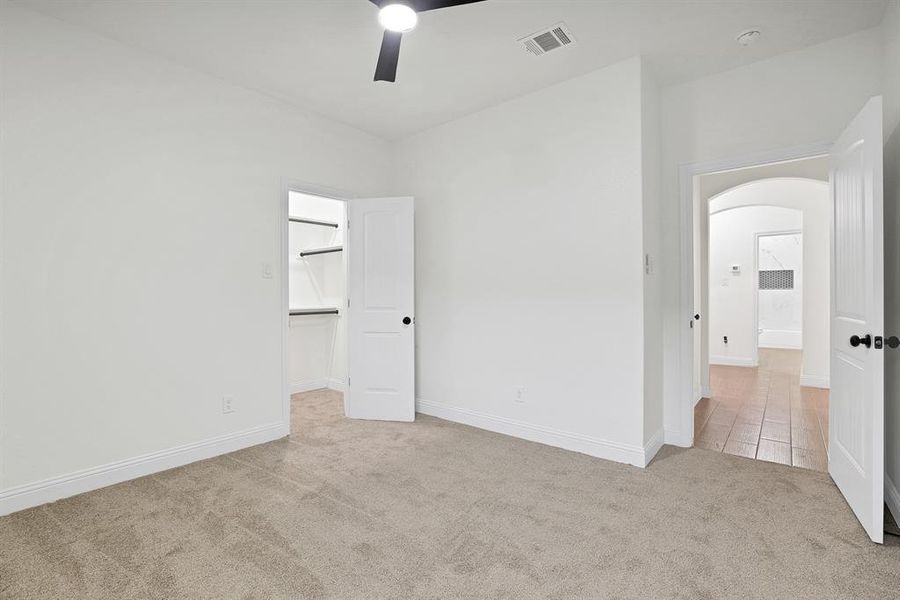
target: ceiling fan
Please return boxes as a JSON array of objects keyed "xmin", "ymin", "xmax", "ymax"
[{"xmin": 368, "ymin": 0, "xmax": 487, "ymax": 82}]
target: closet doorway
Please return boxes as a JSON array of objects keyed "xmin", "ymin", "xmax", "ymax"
[
  {"xmin": 284, "ymin": 189, "xmax": 417, "ymax": 427},
  {"xmin": 287, "ymin": 190, "xmax": 349, "ymax": 421}
]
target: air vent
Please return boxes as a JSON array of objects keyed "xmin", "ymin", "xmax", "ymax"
[
  {"xmin": 759, "ymin": 269, "xmax": 794, "ymax": 290},
  {"xmin": 519, "ymin": 23, "xmax": 576, "ymax": 56}
]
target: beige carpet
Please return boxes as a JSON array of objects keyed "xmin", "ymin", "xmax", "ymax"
[{"xmin": 1, "ymin": 389, "xmax": 898, "ymax": 599}]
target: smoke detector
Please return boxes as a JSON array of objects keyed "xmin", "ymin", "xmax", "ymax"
[
  {"xmin": 519, "ymin": 23, "xmax": 576, "ymax": 56},
  {"xmin": 736, "ymin": 29, "xmax": 761, "ymax": 47}
]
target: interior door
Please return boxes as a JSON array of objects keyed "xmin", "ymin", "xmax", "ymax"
[
  {"xmin": 829, "ymin": 96, "xmax": 884, "ymax": 543},
  {"xmin": 346, "ymin": 196, "xmax": 415, "ymax": 421}
]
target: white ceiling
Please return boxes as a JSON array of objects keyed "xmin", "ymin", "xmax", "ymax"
[{"xmin": 19, "ymin": 0, "xmax": 888, "ymax": 140}]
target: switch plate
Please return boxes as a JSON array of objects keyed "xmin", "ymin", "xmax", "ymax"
[
  {"xmin": 261, "ymin": 262, "xmax": 273, "ymax": 279},
  {"xmin": 514, "ymin": 386, "xmax": 527, "ymax": 403},
  {"xmin": 222, "ymin": 396, "xmax": 235, "ymax": 414}
]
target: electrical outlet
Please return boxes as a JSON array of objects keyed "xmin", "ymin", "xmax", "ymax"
[
  {"xmin": 261, "ymin": 262, "xmax": 273, "ymax": 279},
  {"xmin": 222, "ymin": 396, "xmax": 235, "ymax": 414},
  {"xmin": 514, "ymin": 386, "xmax": 527, "ymax": 403}
]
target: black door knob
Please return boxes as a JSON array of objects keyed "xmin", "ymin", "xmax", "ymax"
[
  {"xmin": 850, "ymin": 334, "xmax": 872, "ymax": 348},
  {"xmin": 402, "ymin": 316, "xmax": 412, "ymax": 325},
  {"xmin": 887, "ymin": 336, "xmax": 900, "ymax": 349},
  {"xmin": 694, "ymin": 314, "xmax": 701, "ymax": 321}
]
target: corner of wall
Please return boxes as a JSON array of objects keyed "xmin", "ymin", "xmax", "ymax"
[{"xmin": 640, "ymin": 58, "xmax": 664, "ymax": 446}]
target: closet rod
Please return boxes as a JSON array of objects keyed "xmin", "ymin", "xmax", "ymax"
[
  {"xmin": 289, "ymin": 308, "xmax": 339, "ymax": 316},
  {"xmin": 289, "ymin": 217, "xmax": 339, "ymax": 228},
  {"xmin": 299, "ymin": 246, "xmax": 343, "ymax": 257}
]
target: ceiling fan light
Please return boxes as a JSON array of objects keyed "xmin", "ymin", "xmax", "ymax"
[{"xmin": 379, "ymin": 3, "xmax": 418, "ymax": 33}]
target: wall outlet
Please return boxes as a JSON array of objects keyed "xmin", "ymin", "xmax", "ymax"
[
  {"xmin": 261, "ymin": 262, "xmax": 273, "ymax": 279},
  {"xmin": 222, "ymin": 396, "xmax": 236, "ymax": 414},
  {"xmin": 514, "ymin": 386, "xmax": 527, "ymax": 403}
]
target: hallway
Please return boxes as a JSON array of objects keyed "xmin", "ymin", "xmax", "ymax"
[{"xmin": 694, "ymin": 349, "xmax": 829, "ymax": 472}]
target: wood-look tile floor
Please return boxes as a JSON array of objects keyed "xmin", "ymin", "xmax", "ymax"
[{"xmin": 694, "ymin": 348, "xmax": 829, "ymax": 472}]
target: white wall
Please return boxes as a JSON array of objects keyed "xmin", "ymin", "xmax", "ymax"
[
  {"xmin": 881, "ymin": 0, "xmax": 900, "ymax": 516},
  {"xmin": 0, "ymin": 4, "xmax": 392, "ymax": 507},
  {"xmin": 288, "ymin": 192, "xmax": 346, "ymax": 393},
  {"xmin": 396, "ymin": 57, "xmax": 655, "ymax": 466},
  {"xmin": 660, "ymin": 28, "xmax": 884, "ymax": 443},
  {"xmin": 705, "ymin": 179, "xmax": 830, "ymax": 384},
  {"xmin": 708, "ymin": 205, "xmax": 802, "ymax": 364}
]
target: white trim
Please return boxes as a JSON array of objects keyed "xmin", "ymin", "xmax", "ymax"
[
  {"xmin": 327, "ymin": 377, "xmax": 346, "ymax": 392},
  {"xmin": 700, "ymin": 384, "xmax": 712, "ymax": 398},
  {"xmin": 0, "ymin": 423, "xmax": 286, "ymax": 517},
  {"xmin": 886, "ymin": 476, "xmax": 900, "ymax": 525},
  {"xmin": 674, "ymin": 141, "xmax": 832, "ymax": 447},
  {"xmin": 643, "ymin": 428, "xmax": 665, "ymax": 466},
  {"xmin": 290, "ymin": 378, "xmax": 330, "ymax": 394},
  {"xmin": 799, "ymin": 374, "xmax": 830, "ymax": 389},
  {"xmin": 664, "ymin": 427, "xmax": 692, "ymax": 447},
  {"xmin": 416, "ymin": 399, "xmax": 648, "ymax": 468},
  {"xmin": 709, "ymin": 355, "xmax": 758, "ymax": 367}
]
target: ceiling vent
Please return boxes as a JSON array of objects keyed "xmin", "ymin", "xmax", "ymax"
[{"xmin": 519, "ymin": 23, "xmax": 576, "ymax": 56}]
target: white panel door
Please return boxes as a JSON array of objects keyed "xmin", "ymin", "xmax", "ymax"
[
  {"xmin": 829, "ymin": 97, "xmax": 884, "ymax": 543},
  {"xmin": 347, "ymin": 197, "xmax": 415, "ymax": 421}
]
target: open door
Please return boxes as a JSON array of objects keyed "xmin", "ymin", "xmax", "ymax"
[
  {"xmin": 829, "ymin": 97, "xmax": 884, "ymax": 543},
  {"xmin": 346, "ymin": 196, "xmax": 415, "ymax": 421}
]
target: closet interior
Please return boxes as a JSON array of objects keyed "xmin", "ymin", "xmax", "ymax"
[{"xmin": 288, "ymin": 191, "xmax": 347, "ymax": 396}]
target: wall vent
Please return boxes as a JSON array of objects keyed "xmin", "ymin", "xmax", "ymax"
[
  {"xmin": 759, "ymin": 269, "xmax": 794, "ymax": 290},
  {"xmin": 519, "ymin": 23, "xmax": 576, "ymax": 56}
]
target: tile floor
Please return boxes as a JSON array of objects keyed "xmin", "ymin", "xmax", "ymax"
[{"xmin": 694, "ymin": 348, "xmax": 829, "ymax": 472}]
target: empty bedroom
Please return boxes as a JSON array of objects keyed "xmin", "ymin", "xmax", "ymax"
[{"xmin": 1, "ymin": 0, "xmax": 899, "ymax": 598}]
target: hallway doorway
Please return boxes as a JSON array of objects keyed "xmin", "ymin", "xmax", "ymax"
[{"xmin": 694, "ymin": 348, "xmax": 829, "ymax": 471}]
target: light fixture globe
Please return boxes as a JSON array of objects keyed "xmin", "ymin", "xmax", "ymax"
[{"xmin": 379, "ymin": 3, "xmax": 418, "ymax": 33}]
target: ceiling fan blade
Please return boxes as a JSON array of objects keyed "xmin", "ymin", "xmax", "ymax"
[
  {"xmin": 374, "ymin": 30, "xmax": 403, "ymax": 82},
  {"xmin": 367, "ymin": 0, "xmax": 486, "ymax": 10},
  {"xmin": 414, "ymin": 0, "xmax": 486, "ymax": 11}
]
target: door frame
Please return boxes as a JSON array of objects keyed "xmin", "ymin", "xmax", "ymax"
[
  {"xmin": 672, "ymin": 141, "xmax": 832, "ymax": 447},
  {"xmin": 754, "ymin": 229, "xmax": 803, "ymax": 354},
  {"xmin": 280, "ymin": 179, "xmax": 355, "ymax": 434}
]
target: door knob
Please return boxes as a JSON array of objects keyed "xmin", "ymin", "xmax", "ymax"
[
  {"xmin": 850, "ymin": 334, "xmax": 872, "ymax": 348},
  {"xmin": 402, "ymin": 316, "xmax": 412, "ymax": 325},
  {"xmin": 887, "ymin": 336, "xmax": 900, "ymax": 349}
]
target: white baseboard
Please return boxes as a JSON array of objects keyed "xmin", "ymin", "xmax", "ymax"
[
  {"xmin": 0, "ymin": 422, "xmax": 286, "ymax": 517},
  {"xmin": 700, "ymin": 384, "xmax": 712, "ymax": 399},
  {"xmin": 290, "ymin": 378, "xmax": 329, "ymax": 394},
  {"xmin": 643, "ymin": 428, "xmax": 665, "ymax": 466},
  {"xmin": 886, "ymin": 476, "xmax": 900, "ymax": 525},
  {"xmin": 416, "ymin": 399, "xmax": 647, "ymax": 468},
  {"xmin": 709, "ymin": 355, "xmax": 758, "ymax": 367},
  {"xmin": 327, "ymin": 377, "xmax": 345, "ymax": 392},
  {"xmin": 664, "ymin": 427, "xmax": 692, "ymax": 448},
  {"xmin": 799, "ymin": 375, "xmax": 830, "ymax": 389}
]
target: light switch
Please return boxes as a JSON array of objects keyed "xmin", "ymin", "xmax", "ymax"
[{"xmin": 261, "ymin": 262, "xmax": 273, "ymax": 279}]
